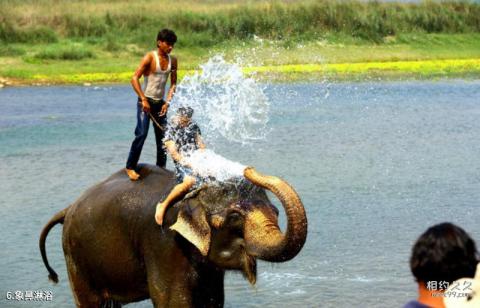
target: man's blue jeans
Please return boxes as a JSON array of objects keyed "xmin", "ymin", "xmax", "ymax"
[{"xmin": 126, "ymin": 98, "xmax": 167, "ymax": 170}]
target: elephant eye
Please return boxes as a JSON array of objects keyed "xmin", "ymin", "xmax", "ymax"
[
  {"xmin": 227, "ymin": 211, "xmax": 241, "ymax": 221},
  {"xmin": 225, "ymin": 211, "xmax": 244, "ymax": 231}
]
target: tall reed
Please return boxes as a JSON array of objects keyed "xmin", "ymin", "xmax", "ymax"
[{"xmin": 1, "ymin": 1, "xmax": 479, "ymax": 45}]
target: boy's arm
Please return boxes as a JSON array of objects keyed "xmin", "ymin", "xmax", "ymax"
[
  {"xmin": 167, "ymin": 57, "xmax": 177, "ymax": 103},
  {"xmin": 160, "ymin": 57, "xmax": 177, "ymax": 116},
  {"xmin": 131, "ymin": 53, "xmax": 152, "ymax": 112},
  {"xmin": 196, "ymin": 134, "xmax": 206, "ymax": 150},
  {"xmin": 165, "ymin": 140, "xmax": 189, "ymax": 166}
]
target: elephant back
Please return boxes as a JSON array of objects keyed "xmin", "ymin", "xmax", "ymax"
[{"xmin": 64, "ymin": 164, "xmax": 177, "ymax": 234}]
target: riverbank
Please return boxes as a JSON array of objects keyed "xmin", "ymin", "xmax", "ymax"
[
  {"xmin": 2, "ymin": 58, "xmax": 479, "ymax": 87},
  {"xmin": 1, "ymin": 1, "xmax": 479, "ymax": 85},
  {"xmin": 2, "ymin": 32, "xmax": 480, "ymax": 86},
  {"xmin": 0, "ymin": 33, "xmax": 480, "ymax": 85}
]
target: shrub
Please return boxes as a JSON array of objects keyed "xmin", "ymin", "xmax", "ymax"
[
  {"xmin": 0, "ymin": 23, "xmax": 58, "ymax": 43},
  {"xmin": 1, "ymin": 0, "xmax": 479, "ymax": 45},
  {"xmin": 0, "ymin": 45, "xmax": 26, "ymax": 56},
  {"xmin": 34, "ymin": 46, "xmax": 95, "ymax": 60}
]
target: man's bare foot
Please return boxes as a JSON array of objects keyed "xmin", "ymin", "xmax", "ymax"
[
  {"xmin": 125, "ymin": 168, "xmax": 140, "ymax": 181},
  {"xmin": 155, "ymin": 202, "xmax": 167, "ymax": 225}
]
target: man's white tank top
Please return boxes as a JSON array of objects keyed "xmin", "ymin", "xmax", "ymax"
[{"xmin": 143, "ymin": 51, "xmax": 171, "ymax": 100}]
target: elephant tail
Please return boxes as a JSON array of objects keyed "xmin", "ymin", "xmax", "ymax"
[{"xmin": 39, "ymin": 207, "xmax": 68, "ymax": 284}]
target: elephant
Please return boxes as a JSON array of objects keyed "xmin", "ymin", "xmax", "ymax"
[{"xmin": 40, "ymin": 164, "xmax": 307, "ymax": 307}]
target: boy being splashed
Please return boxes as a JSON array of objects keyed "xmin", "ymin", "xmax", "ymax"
[{"xmin": 155, "ymin": 107, "xmax": 205, "ymax": 225}]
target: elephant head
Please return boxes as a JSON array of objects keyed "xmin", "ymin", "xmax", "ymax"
[{"xmin": 170, "ymin": 167, "xmax": 308, "ymax": 284}]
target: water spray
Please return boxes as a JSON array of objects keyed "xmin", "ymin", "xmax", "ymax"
[{"xmin": 172, "ymin": 55, "xmax": 270, "ymax": 145}]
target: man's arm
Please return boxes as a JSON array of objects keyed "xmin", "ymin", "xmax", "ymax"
[
  {"xmin": 160, "ymin": 57, "xmax": 177, "ymax": 116},
  {"xmin": 131, "ymin": 53, "xmax": 152, "ymax": 113}
]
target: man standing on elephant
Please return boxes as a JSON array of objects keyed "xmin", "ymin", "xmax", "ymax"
[{"xmin": 125, "ymin": 29, "xmax": 178, "ymax": 181}]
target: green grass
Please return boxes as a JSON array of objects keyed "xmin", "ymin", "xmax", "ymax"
[
  {"xmin": 1, "ymin": 32, "xmax": 479, "ymax": 84},
  {"xmin": 0, "ymin": 1, "xmax": 479, "ymax": 84},
  {"xmin": 32, "ymin": 45, "xmax": 96, "ymax": 61},
  {"xmin": 0, "ymin": 45, "xmax": 25, "ymax": 57},
  {"xmin": 1, "ymin": 0, "xmax": 479, "ymax": 46}
]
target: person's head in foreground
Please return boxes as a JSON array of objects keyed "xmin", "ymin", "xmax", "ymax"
[
  {"xmin": 175, "ymin": 106, "xmax": 194, "ymax": 127},
  {"xmin": 405, "ymin": 222, "xmax": 479, "ymax": 308}
]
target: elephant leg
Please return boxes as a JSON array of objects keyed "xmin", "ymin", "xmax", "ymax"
[
  {"xmin": 148, "ymin": 283, "xmax": 168, "ymax": 307},
  {"xmin": 145, "ymin": 253, "xmax": 193, "ymax": 307},
  {"xmin": 65, "ymin": 256, "xmax": 102, "ymax": 307},
  {"xmin": 69, "ymin": 277, "xmax": 102, "ymax": 307},
  {"xmin": 145, "ymin": 260, "xmax": 224, "ymax": 308},
  {"xmin": 146, "ymin": 266, "xmax": 169, "ymax": 307}
]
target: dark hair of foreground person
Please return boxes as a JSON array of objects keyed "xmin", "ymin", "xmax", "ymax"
[{"xmin": 410, "ymin": 222, "xmax": 479, "ymax": 286}]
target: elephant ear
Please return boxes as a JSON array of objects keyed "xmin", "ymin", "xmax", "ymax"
[{"xmin": 170, "ymin": 202, "xmax": 211, "ymax": 256}]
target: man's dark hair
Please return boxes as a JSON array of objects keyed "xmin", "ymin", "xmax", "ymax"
[
  {"xmin": 177, "ymin": 106, "xmax": 194, "ymax": 118},
  {"xmin": 410, "ymin": 222, "xmax": 479, "ymax": 287},
  {"xmin": 157, "ymin": 29, "xmax": 177, "ymax": 45}
]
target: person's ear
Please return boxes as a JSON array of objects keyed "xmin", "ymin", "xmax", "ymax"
[{"xmin": 170, "ymin": 202, "xmax": 211, "ymax": 256}]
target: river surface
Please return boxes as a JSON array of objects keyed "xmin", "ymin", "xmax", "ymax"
[{"xmin": 0, "ymin": 81, "xmax": 479, "ymax": 307}]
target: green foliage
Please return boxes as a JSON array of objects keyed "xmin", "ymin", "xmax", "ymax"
[
  {"xmin": 63, "ymin": 15, "xmax": 108, "ymax": 37},
  {"xmin": 33, "ymin": 46, "xmax": 95, "ymax": 60},
  {"xmin": 0, "ymin": 1, "xmax": 479, "ymax": 46},
  {"xmin": 0, "ymin": 22, "xmax": 58, "ymax": 43},
  {"xmin": 0, "ymin": 45, "xmax": 26, "ymax": 56},
  {"xmin": 103, "ymin": 34, "xmax": 122, "ymax": 52}
]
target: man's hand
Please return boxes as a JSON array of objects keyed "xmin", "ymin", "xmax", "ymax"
[
  {"xmin": 159, "ymin": 102, "xmax": 169, "ymax": 116},
  {"xmin": 141, "ymin": 98, "xmax": 150, "ymax": 113}
]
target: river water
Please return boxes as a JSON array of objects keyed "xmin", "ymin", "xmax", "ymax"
[{"xmin": 0, "ymin": 80, "xmax": 479, "ymax": 307}]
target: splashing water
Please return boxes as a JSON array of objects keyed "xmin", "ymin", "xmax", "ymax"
[
  {"xmin": 172, "ymin": 55, "xmax": 270, "ymax": 145},
  {"xmin": 169, "ymin": 56, "xmax": 270, "ymax": 183},
  {"xmin": 184, "ymin": 149, "xmax": 246, "ymax": 182}
]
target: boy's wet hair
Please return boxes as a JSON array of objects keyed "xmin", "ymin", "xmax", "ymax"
[
  {"xmin": 410, "ymin": 222, "xmax": 479, "ymax": 287},
  {"xmin": 177, "ymin": 106, "xmax": 194, "ymax": 118},
  {"xmin": 157, "ymin": 29, "xmax": 177, "ymax": 45}
]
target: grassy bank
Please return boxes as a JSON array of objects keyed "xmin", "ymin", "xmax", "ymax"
[
  {"xmin": 2, "ymin": 0, "xmax": 479, "ymax": 45},
  {"xmin": 1, "ymin": 0, "xmax": 480, "ymax": 84},
  {"xmin": 14, "ymin": 58, "xmax": 479, "ymax": 85}
]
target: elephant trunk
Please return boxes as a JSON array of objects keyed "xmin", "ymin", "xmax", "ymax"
[{"xmin": 243, "ymin": 167, "xmax": 307, "ymax": 262}]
